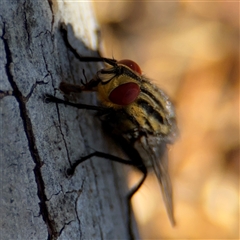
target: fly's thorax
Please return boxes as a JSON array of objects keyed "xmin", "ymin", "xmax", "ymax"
[{"xmin": 122, "ymin": 79, "xmax": 177, "ymax": 143}]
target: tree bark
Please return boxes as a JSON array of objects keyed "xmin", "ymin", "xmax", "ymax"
[{"xmin": 0, "ymin": 1, "xmax": 137, "ymax": 239}]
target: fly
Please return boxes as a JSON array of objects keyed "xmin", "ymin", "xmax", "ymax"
[{"xmin": 45, "ymin": 25, "xmax": 178, "ymax": 239}]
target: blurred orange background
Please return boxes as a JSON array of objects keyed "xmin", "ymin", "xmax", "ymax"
[{"xmin": 93, "ymin": 2, "xmax": 239, "ymax": 239}]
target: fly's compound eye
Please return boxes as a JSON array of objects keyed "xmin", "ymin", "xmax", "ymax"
[
  {"xmin": 109, "ymin": 82, "xmax": 140, "ymax": 106},
  {"xmin": 118, "ymin": 59, "xmax": 142, "ymax": 75}
]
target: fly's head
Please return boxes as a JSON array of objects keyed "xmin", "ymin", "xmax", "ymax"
[{"xmin": 96, "ymin": 59, "xmax": 142, "ymax": 109}]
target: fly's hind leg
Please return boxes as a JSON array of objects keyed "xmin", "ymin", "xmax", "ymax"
[
  {"xmin": 127, "ymin": 165, "xmax": 147, "ymax": 240},
  {"xmin": 65, "ymin": 149, "xmax": 143, "ymax": 240},
  {"xmin": 67, "ymin": 150, "xmax": 147, "ymax": 240},
  {"xmin": 66, "ymin": 151, "xmax": 136, "ymax": 176}
]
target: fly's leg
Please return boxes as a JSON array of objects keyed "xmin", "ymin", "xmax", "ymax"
[
  {"xmin": 58, "ymin": 82, "xmax": 84, "ymax": 95},
  {"xmin": 67, "ymin": 150, "xmax": 147, "ymax": 240},
  {"xmin": 44, "ymin": 94, "xmax": 106, "ymax": 111},
  {"xmin": 60, "ymin": 23, "xmax": 117, "ymax": 66},
  {"xmin": 66, "ymin": 151, "xmax": 135, "ymax": 175},
  {"xmin": 127, "ymin": 165, "xmax": 147, "ymax": 240}
]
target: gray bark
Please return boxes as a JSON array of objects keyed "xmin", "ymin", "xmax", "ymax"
[{"xmin": 0, "ymin": 1, "xmax": 136, "ymax": 239}]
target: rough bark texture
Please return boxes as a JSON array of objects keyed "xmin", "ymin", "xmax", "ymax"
[{"xmin": 0, "ymin": 1, "xmax": 136, "ymax": 239}]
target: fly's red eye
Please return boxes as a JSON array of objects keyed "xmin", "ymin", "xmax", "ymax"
[
  {"xmin": 109, "ymin": 82, "xmax": 140, "ymax": 106},
  {"xmin": 118, "ymin": 59, "xmax": 142, "ymax": 75}
]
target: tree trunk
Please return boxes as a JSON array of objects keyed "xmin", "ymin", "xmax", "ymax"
[{"xmin": 0, "ymin": 1, "xmax": 137, "ymax": 239}]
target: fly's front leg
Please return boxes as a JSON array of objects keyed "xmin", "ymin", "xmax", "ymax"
[
  {"xmin": 58, "ymin": 82, "xmax": 83, "ymax": 95},
  {"xmin": 60, "ymin": 23, "xmax": 117, "ymax": 66},
  {"xmin": 59, "ymin": 77, "xmax": 99, "ymax": 95}
]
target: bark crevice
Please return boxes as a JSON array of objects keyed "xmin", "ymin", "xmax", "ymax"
[{"xmin": 1, "ymin": 22, "xmax": 58, "ymax": 240}]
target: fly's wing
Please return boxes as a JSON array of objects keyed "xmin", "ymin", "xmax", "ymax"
[{"xmin": 134, "ymin": 135, "xmax": 175, "ymax": 226}]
